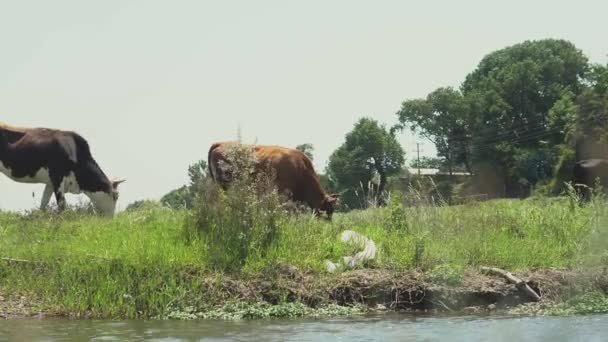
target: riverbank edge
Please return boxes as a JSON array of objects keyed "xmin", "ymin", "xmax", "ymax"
[{"xmin": 1, "ymin": 266, "xmax": 606, "ymax": 320}]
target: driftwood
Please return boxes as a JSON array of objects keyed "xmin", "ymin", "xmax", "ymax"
[{"xmin": 481, "ymin": 266, "xmax": 541, "ymax": 301}]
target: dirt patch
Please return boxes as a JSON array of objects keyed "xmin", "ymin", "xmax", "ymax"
[{"xmin": 0, "ymin": 289, "xmax": 43, "ymax": 319}]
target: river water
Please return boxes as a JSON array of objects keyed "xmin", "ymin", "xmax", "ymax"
[{"xmin": 1, "ymin": 314, "xmax": 607, "ymax": 341}]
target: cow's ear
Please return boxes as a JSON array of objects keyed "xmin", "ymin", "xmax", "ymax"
[{"xmin": 112, "ymin": 178, "xmax": 126, "ymax": 189}]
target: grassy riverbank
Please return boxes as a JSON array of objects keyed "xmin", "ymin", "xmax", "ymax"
[{"xmin": 1, "ymin": 194, "xmax": 607, "ymax": 319}]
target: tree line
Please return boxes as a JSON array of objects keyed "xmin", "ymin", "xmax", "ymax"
[{"xmin": 137, "ymin": 38, "xmax": 607, "ymax": 212}]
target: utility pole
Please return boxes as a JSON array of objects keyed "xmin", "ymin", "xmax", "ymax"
[{"xmin": 413, "ymin": 143, "xmax": 423, "ymax": 176}]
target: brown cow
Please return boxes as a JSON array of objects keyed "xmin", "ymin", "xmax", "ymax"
[{"xmin": 208, "ymin": 141, "xmax": 339, "ymax": 219}]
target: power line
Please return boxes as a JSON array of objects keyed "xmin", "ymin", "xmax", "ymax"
[{"xmin": 401, "ymin": 115, "xmax": 565, "ymax": 146}]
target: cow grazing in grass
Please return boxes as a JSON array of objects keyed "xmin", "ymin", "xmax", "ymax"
[
  {"xmin": 572, "ymin": 159, "xmax": 608, "ymax": 202},
  {"xmin": 207, "ymin": 141, "xmax": 339, "ymax": 219},
  {"xmin": 0, "ymin": 122, "xmax": 125, "ymax": 216}
]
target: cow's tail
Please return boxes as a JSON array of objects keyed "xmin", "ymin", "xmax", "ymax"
[{"xmin": 207, "ymin": 143, "xmax": 222, "ymax": 181}]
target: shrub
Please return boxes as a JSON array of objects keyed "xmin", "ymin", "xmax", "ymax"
[
  {"xmin": 187, "ymin": 143, "xmax": 288, "ymax": 271},
  {"xmin": 426, "ymin": 264, "xmax": 464, "ymax": 286}
]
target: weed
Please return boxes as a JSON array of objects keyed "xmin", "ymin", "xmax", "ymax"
[{"xmin": 426, "ymin": 264, "xmax": 464, "ymax": 286}]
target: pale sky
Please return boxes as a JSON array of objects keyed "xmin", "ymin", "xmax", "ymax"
[{"xmin": 1, "ymin": 0, "xmax": 606, "ymax": 212}]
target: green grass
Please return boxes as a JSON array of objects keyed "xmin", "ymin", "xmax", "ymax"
[{"xmin": 0, "ymin": 195, "xmax": 606, "ymax": 319}]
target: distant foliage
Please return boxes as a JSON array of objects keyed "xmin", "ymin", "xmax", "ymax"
[
  {"xmin": 573, "ymin": 64, "xmax": 608, "ymax": 157},
  {"xmin": 296, "ymin": 143, "xmax": 315, "ymax": 161},
  {"xmin": 394, "ymin": 38, "xmax": 604, "ymax": 197},
  {"xmin": 161, "ymin": 159, "xmax": 208, "ymax": 209},
  {"xmin": 327, "ymin": 117, "xmax": 405, "ymax": 209},
  {"xmin": 125, "ymin": 199, "xmax": 162, "ymax": 212},
  {"xmin": 396, "ymin": 87, "xmax": 471, "ymax": 174}
]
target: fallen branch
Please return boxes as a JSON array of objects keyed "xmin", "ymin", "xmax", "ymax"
[
  {"xmin": 1, "ymin": 257, "xmax": 33, "ymax": 264},
  {"xmin": 430, "ymin": 298, "xmax": 454, "ymax": 312},
  {"xmin": 481, "ymin": 266, "xmax": 541, "ymax": 301}
]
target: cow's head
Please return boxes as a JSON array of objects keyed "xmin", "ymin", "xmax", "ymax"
[
  {"xmin": 86, "ymin": 178, "xmax": 126, "ymax": 217},
  {"xmin": 319, "ymin": 193, "xmax": 340, "ymax": 220}
]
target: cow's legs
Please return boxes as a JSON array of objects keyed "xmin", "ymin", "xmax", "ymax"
[
  {"xmin": 49, "ymin": 172, "xmax": 67, "ymax": 212},
  {"xmin": 40, "ymin": 184, "xmax": 54, "ymax": 210},
  {"xmin": 54, "ymin": 190, "xmax": 67, "ymax": 212}
]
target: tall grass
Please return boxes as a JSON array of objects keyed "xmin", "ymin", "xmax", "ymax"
[{"xmin": 0, "ymin": 177, "xmax": 606, "ymax": 318}]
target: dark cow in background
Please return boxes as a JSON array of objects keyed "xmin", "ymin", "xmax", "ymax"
[
  {"xmin": 0, "ymin": 122, "xmax": 125, "ymax": 216},
  {"xmin": 572, "ymin": 159, "xmax": 608, "ymax": 202},
  {"xmin": 208, "ymin": 141, "xmax": 339, "ymax": 219}
]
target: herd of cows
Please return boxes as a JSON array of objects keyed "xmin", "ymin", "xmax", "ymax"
[
  {"xmin": 0, "ymin": 122, "xmax": 606, "ymax": 218},
  {"xmin": 0, "ymin": 122, "xmax": 339, "ymax": 218}
]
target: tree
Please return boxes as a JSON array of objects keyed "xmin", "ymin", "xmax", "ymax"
[
  {"xmin": 460, "ymin": 39, "xmax": 588, "ymax": 194},
  {"xmin": 327, "ymin": 118, "xmax": 405, "ymax": 208},
  {"xmin": 161, "ymin": 159, "xmax": 208, "ymax": 209},
  {"xmin": 395, "ymin": 87, "xmax": 471, "ymax": 174},
  {"xmin": 573, "ymin": 64, "xmax": 608, "ymax": 159},
  {"xmin": 187, "ymin": 159, "xmax": 208, "ymax": 187},
  {"xmin": 296, "ymin": 143, "xmax": 314, "ymax": 161},
  {"xmin": 161, "ymin": 185, "xmax": 191, "ymax": 209}
]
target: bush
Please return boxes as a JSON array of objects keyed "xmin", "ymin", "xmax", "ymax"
[
  {"xmin": 186, "ymin": 143, "xmax": 288, "ymax": 271},
  {"xmin": 426, "ymin": 264, "xmax": 464, "ymax": 286}
]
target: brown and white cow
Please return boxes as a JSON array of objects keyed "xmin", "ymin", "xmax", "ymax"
[
  {"xmin": 0, "ymin": 122, "xmax": 125, "ymax": 216},
  {"xmin": 207, "ymin": 141, "xmax": 339, "ymax": 219}
]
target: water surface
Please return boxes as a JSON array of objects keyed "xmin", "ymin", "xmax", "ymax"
[{"xmin": 1, "ymin": 314, "xmax": 606, "ymax": 341}]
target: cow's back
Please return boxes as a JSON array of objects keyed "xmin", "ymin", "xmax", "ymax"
[
  {"xmin": 208, "ymin": 142, "xmax": 325, "ymax": 204},
  {"xmin": 252, "ymin": 145, "xmax": 321, "ymax": 201}
]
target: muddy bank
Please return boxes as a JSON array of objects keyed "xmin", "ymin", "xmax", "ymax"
[
  {"xmin": 1, "ymin": 266, "xmax": 605, "ymax": 319},
  {"xmin": 0, "ymin": 291, "xmax": 43, "ymax": 319},
  {"xmin": 214, "ymin": 266, "xmax": 588, "ymax": 314}
]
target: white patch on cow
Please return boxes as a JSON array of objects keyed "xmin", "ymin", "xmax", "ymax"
[
  {"xmin": 0, "ymin": 161, "xmax": 51, "ymax": 184},
  {"xmin": 85, "ymin": 191, "xmax": 117, "ymax": 217}
]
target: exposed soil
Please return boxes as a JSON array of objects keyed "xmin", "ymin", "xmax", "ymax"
[
  {"xmin": 0, "ymin": 290, "xmax": 43, "ymax": 319},
  {"xmin": 1, "ymin": 265, "xmax": 606, "ymax": 319},
  {"xmin": 195, "ymin": 265, "xmax": 602, "ymax": 315}
]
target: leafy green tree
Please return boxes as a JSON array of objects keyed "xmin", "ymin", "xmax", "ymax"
[
  {"xmin": 296, "ymin": 143, "xmax": 315, "ymax": 160},
  {"xmin": 161, "ymin": 159, "xmax": 208, "ymax": 209},
  {"xmin": 160, "ymin": 185, "xmax": 191, "ymax": 209},
  {"xmin": 327, "ymin": 118, "xmax": 405, "ymax": 208},
  {"xmin": 549, "ymin": 63, "xmax": 608, "ymax": 194},
  {"xmin": 187, "ymin": 160, "xmax": 208, "ymax": 187},
  {"xmin": 573, "ymin": 64, "xmax": 608, "ymax": 159},
  {"xmin": 395, "ymin": 87, "xmax": 471, "ymax": 174},
  {"xmin": 295, "ymin": 143, "xmax": 315, "ymax": 161},
  {"xmin": 460, "ymin": 39, "xmax": 588, "ymax": 194}
]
